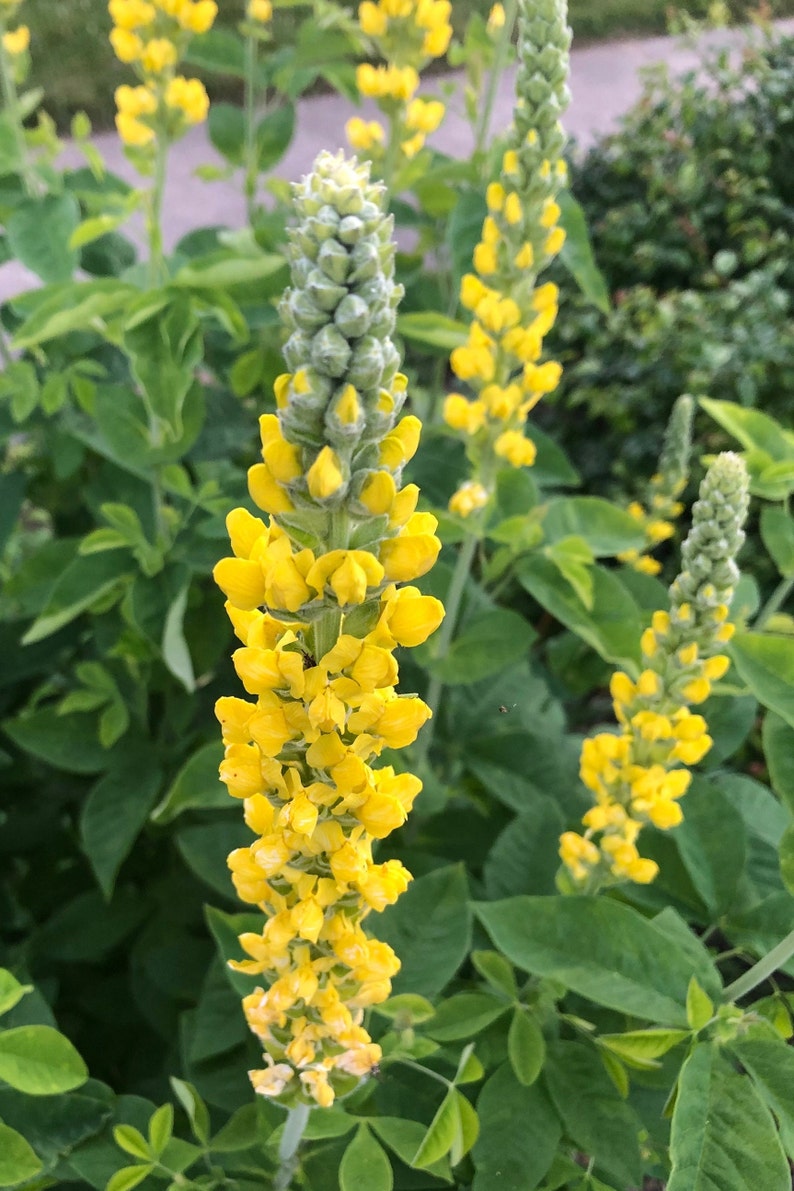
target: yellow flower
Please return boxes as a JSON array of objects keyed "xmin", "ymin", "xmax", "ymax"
[
  {"xmin": 141, "ymin": 37, "xmax": 178, "ymax": 73},
  {"xmin": 165, "ymin": 75, "xmax": 210, "ymax": 123},
  {"xmin": 115, "ymin": 112, "xmax": 156, "ymax": 146},
  {"xmin": 115, "ymin": 83, "xmax": 157, "ymax": 117},
  {"xmin": 248, "ymin": 0, "xmax": 272, "ymax": 18},
  {"xmin": 346, "ymin": 117, "xmax": 385, "ymax": 151},
  {"xmin": 487, "ymin": 2, "xmax": 506, "ymax": 32},
  {"xmin": 180, "ymin": 0, "xmax": 217, "ymax": 33},
  {"xmin": 449, "ymin": 480, "xmax": 489, "ymax": 518},
  {"xmin": 306, "ymin": 447, "xmax": 345, "ymax": 500},
  {"xmin": 2, "ymin": 24, "xmax": 28, "ymax": 55},
  {"xmin": 110, "ymin": 27, "xmax": 144, "ymax": 62},
  {"xmin": 108, "ymin": 0, "xmax": 156, "ymax": 29},
  {"xmin": 358, "ymin": 1, "xmax": 388, "ymax": 36}
]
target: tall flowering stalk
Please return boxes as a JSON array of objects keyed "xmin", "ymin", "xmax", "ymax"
[
  {"xmin": 560, "ymin": 452, "xmax": 749, "ymax": 890},
  {"xmin": 444, "ymin": 0, "xmax": 571, "ymax": 519},
  {"xmin": 213, "ymin": 152, "xmax": 444, "ymax": 1112},
  {"xmin": 347, "ymin": 0, "xmax": 451, "ymax": 183},
  {"xmin": 0, "ymin": 0, "xmax": 34, "ymax": 196},
  {"xmin": 108, "ymin": 0, "xmax": 215, "ymax": 281},
  {"xmin": 619, "ymin": 394, "xmax": 694, "ymax": 577}
]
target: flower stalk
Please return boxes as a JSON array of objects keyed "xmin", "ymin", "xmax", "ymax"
[{"xmin": 213, "ymin": 151, "xmax": 444, "ymax": 1110}]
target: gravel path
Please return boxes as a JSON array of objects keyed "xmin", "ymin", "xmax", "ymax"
[{"xmin": 3, "ymin": 18, "xmax": 792, "ymax": 300}]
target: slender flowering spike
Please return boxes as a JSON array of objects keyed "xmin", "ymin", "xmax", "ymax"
[
  {"xmin": 214, "ymin": 152, "xmax": 444, "ymax": 1110},
  {"xmin": 348, "ymin": 1, "xmax": 451, "ymax": 171},
  {"xmin": 619, "ymin": 395, "xmax": 695, "ymax": 576},
  {"xmin": 446, "ymin": 0, "xmax": 571, "ymax": 517},
  {"xmin": 560, "ymin": 452, "xmax": 749, "ymax": 891}
]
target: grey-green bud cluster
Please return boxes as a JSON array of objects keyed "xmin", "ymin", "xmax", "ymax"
[
  {"xmin": 657, "ymin": 394, "xmax": 694, "ymax": 496},
  {"xmin": 513, "ymin": 0, "xmax": 571, "ymax": 177},
  {"xmin": 279, "ymin": 152, "xmax": 405, "ymax": 454},
  {"xmin": 671, "ymin": 451, "xmax": 749, "ymax": 643}
]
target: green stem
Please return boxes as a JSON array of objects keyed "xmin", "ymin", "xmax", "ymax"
[
  {"xmin": 473, "ymin": 0, "xmax": 518, "ymax": 161},
  {"xmin": 0, "ymin": 34, "xmax": 36, "ymax": 196},
  {"xmin": 382, "ymin": 110, "xmax": 401, "ymax": 194},
  {"xmin": 722, "ymin": 927, "xmax": 794, "ymax": 1003},
  {"xmin": 754, "ymin": 573, "xmax": 794, "ymax": 632},
  {"xmin": 147, "ymin": 118, "xmax": 168, "ymax": 288},
  {"xmin": 274, "ymin": 1103, "xmax": 310, "ymax": 1191},
  {"xmin": 243, "ymin": 30, "xmax": 260, "ymax": 223},
  {"xmin": 417, "ymin": 530, "xmax": 480, "ymax": 764}
]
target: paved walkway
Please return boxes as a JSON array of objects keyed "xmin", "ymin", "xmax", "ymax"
[{"xmin": 3, "ymin": 18, "xmax": 793, "ymax": 300}]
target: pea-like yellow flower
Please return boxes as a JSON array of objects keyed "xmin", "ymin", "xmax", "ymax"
[
  {"xmin": 165, "ymin": 75, "xmax": 210, "ymax": 124},
  {"xmin": 346, "ymin": 117, "xmax": 385, "ymax": 152},
  {"xmin": 214, "ymin": 153, "xmax": 443, "ymax": 1109},
  {"xmin": 2, "ymin": 23, "xmax": 28, "ymax": 55},
  {"xmin": 248, "ymin": 0, "xmax": 273, "ymax": 19}
]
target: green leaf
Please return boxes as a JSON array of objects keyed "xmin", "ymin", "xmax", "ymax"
[
  {"xmin": 204, "ymin": 906, "xmax": 264, "ymax": 997},
  {"xmin": 599, "ymin": 1028, "xmax": 690, "ymax": 1068},
  {"xmin": 517, "ymin": 556, "xmax": 643, "ymax": 669},
  {"xmin": 80, "ymin": 749, "xmax": 162, "ymax": 899},
  {"xmin": 475, "ymin": 896, "xmax": 719, "ymax": 1026},
  {"xmin": 22, "ymin": 552, "xmax": 133, "ymax": 644},
  {"xmin": 668, "ymin": 1043, "xmax": 790, "ymax": 1191},
  {"xmin": 763, "ymin": 713, "xmax": 794, "ymax": 815},
  {"xmin": 729, "ymin": 1037, "xmax": 794, "ymax": 1157},
  {"xmin": 170, "ymin": 251, "xmax": 287, "ymax": 292},
  {"xmin": 471, "ymin": 951, "xmax": 518, "ymax": 999},
  {"xmin": 431, "ymin": 609, "xmax": 535, "ymax": 685},
  {"xmin": 123, "ymin": 295, "xmax": 203, "ymax": 442},
  {"xmin": 3, "ymin": 706, "xmax": 110, "ymax": 774},
  {"xmin": 208, "ymin": 102, "xmax": 246, "ymax": 165},
  {"xmin": 425, "ymin": 993, "xmax": 508, "ymax": 1042},
  {"xmin": 451, "ymin": 1090, "xmax": 479, "ymax": 1164},
  {"xmin": 151, "ymin": 741, "xmax": 227, "ymax": 824},
  {"xmin": 396, "ymin": 311, "xmax": 468, "ymax": 353},
  {"xmin": 339, "ymin": 1125, "xmax": 393, "ymax": 1191},
  {"xmin": 106, "ymin": 1167, "xmax": 155, "ymax": 1191},
  {"xmin": 545, "ymin": 1041, "xmax": 643, "ymax": 1187},
  {"xmin": 377, "ymin": 865, "xmax": 471, "ymax": 999},
  {"xmin": 546, "ymin": 541, "xmax": 594, "ymax": 609},
  {"xmin": 256, "ymin": 102, "xmax": 295, "ymax": 171},
  {"xmin": 11, "ymin": 280, "xmax": 137, "ymax": 349},
  {"xmin": 483, "ymin": 802, "xmax": 566, "ymax": 898},
  {"xmin": 558, "ymin": 190, "xmax": 611, "ymax": 315},
  {"xmin": 0, "ymin": 970, "xmax": 32, "ymax": 1018},
  {"xmin": 113, "ymin": 1124, "xmax": 152, "ymax": 1161},
  {"xmin": 700, "ymin": 398, "xmax": 794, "ymax": 463},
  {"xmin": 370, "ymin": 1117, "xmax": 451, "ymax": 1181},
  {"xmin": 760, "ymin": 507, "xmax": 794, "ymax": 577},
  {"xmin": 472, "ymin": 1063, "xmax": 560, "ymax": 1191},
  {"xmin": 542, "ymin": 497, "xmax": 645, "ymax": 557},
  {"xmin": 7, "ymin": 194, "xmax": 80, "ymax": 283},
  {"xmin": 0, "ymin": 1025, "xmax": 88, "ymax": 1094},
  {"xmin": 161, "ymin": 584, "xmax": 195, "ymax": 692},
  {"xmin": 731, "ymin": 633, "xmax": 794, "ymax": 729},
  {"xmin": 148, "ymin": 1104, "xmax": 173, "ymax": 1156},
  {"xmin": 185, "ymin": 27, "xmax": 246, "ymax": 77},
  {"xmin": 673, "ymin": 779, "xmax": 746, "ymax": 916},
  {"xmin": 508, "ymin": 1009, "xmax": 545, "ymax": 1087},
  {"xmin": 411, "ymin": 1090, "xmax": 458, "ymax": 1169},
  {"xmin": 372, "ymin": 993, "xmax": 436, "ymax": 1025},
  {"xmin": 0, "ymin": 1122, "xmax": 43, "ymax": 1185},
  {"xmin": 779, "ymin": 823, "xmax": 794, "ymax": 896}
]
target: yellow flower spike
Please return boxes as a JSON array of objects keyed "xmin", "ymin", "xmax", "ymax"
[{"xmin": 306, "ymin": 447, "xmax": 345, "ymax": 501}]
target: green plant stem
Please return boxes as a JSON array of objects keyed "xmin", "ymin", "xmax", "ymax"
[
  {"xmin": 722, "ymin": 927, "xmax": 794, "ymax": 1003},
  {"xmin": 417, "ymin": 529, "xmax": 480, "ymax": 763},
  {"xmin": 473, "ymin": 0, "xmax": 518, "ymax": 160},
  {"xmin": 243, "ymin": 30, "xmax": 260, "ymax": 223},
  {"xmin": 274, "ymin": 1103, "xmax": 310, "ymax": 1191},
  {"xmin": 147, "ymin": 121, "xmax": 168, "ymax": 288},
  {"xmin": 0, "ymin": 37, "xmax": 35, "ymax": 196},
  {"xmin": 754, "ymin": 574, "xmax": 794, "ymax": 631}
]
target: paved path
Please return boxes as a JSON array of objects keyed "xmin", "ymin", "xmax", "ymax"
[{"xmin": 3, "ymin": 18, "xmax": 793, "ymax": 300}]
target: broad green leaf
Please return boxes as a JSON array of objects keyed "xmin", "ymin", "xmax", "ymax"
[
  {"xmin": 370, "ymin": 1117, "xmax": 451, "ymax": 1181},
  {"xmin": 210, "ymin": 1103, "xmax": 270, "ymax": 1152},
  {"xmin": 373, "ymin": 993, "xmax": 436, "ymax": 1024},
  {"xmin": 558, "ymin": 190, "xmax": 611, "ymax": 314},
  {"xmin": 729, "ymin": 1037, "xmax": 794, "ymax": 1157},
  {"xmin": 123, "ymin": 295, "xmax": 203, "ymax": 442},
  {"xmin": 377, "ymin": 865, "xmax": 471, "ymax": 999},
  {"xmin": 207, "ymin": 101, "xmax": 246, "ymax": 165},
  {"xmin": 731, "ymin": 633, "xmax": 794, "ymax": 729},
  {"xmin": 763, "ymin": 713, "xmax": 794, "ymax": 814},
  {"xmin": 517, "ymin": 556, "xmax": 643, "ymax": 669},
  {"xmin": 545, "ymin": 1041, "xmax": 643, "ymax": 1188},
  {"xmin": 452, "ymin": 1090, "xmax": 479, "ymax": 1164},
  {"xmin": 3, "ymin": 707, "xmax": 109, "ymax": 774},
  {"xmin": 161, "ymin": 584, "xmax": 195, "ymax": 692},
  {"xmin": 187, "ymin": 959, "xmax": 248, "ymax": 1065},
  {"xmin": 80, "ymin": 750, "xmax": 162, "ymax": 899},
  {"xmin": 148, "ymin": 1104, "xmax": 173, "ymax": 1156},
  {"xmin": 113, "ymin": 1124, "xmax": 152, "ymax": 1161},
  {"xmin": 256, "ymin": 102, "xmax": 295, "ymax": 171},
  {"xmin": 700, "ymin": 398, "xmax": 794, "ymax": 462},
  {"xmin": 396, "ymin": 311, "xmax": 468, "ymax": 353},
  {"xmin": 106, "ymin": 1167, "xmax": 155, "ymax": 1191},
  {"xmin": 340, "ymin": 1125, "xmax": 393, "ymax": 1191},
  {"xmin": 546, "ymin": 544, "xmax": 594, "ymax": 609},
  {"xmin": 0, "ymin": 1122, "xmax": 43, "ymax": 1185},
  {"xmin": 411, "ymin": 1091, "xmax": 458, "ymax": 1169},
  {"xmin": 508, "ymin": 1009, "xmax": 545, "ymax": 1087},
  {"xmin": 170, "ymin": 251, "xmax": 287, "ymax": 292},
  {"xmin": 7, "ymin": 194, "xmax": 80, "ymax": 283},
  {"xmin": 673, "ymin": 780, "xmax": 746, "ymax": 916},
  {"xmin": 151, "ymin": 742, "xmax": 227, "ymax": 823},
  {"xmin": 472, "ymin": 1063, "xmax": 560, "ymax": 1190},
  {"xmin": 760, "ymin": 507, "xmax": 794, "ymax": 577},
  {"xmin": 0, "ymin": 970, "xmax": 32, "ymax": 1018},
  {"xmin": 779, "ymin": 823, "xmax": 794, "ymax": 896},
  {"xmin": 185, "ymin": 27, "xmax": 247, "ymax": 77},
  {"xmin": 668, "ymin": 1043, "xmax": 789, "ymax": 1191},
  {"xmin": 471, "ymin": 951, "xmax": 518, "ymax": 999},
  {"xmin": 205, "ymin": 906, "xmax": 265, "ymax": 996},
  {"xmin": 22, "ymin": 552, "xmax": 133, "ymax": 644},
  {"xmin": 0, "ymin": 1025, "xmax": 88, "ymax": 1094},
  {"xmin": 476, "ymin": 896, "xmax": 719, "ymax": 1025},
  {"xmin": 431, "ymin": 609, "xmax": 536, "ymax": 685},
  {"xmin": 176, "ymin": 818, "xmax": 249, "ymax": 898},
  {"xmin": 302, "ymin": 1107, "xmax": 357, "ymax": 1140},
  {"xmin": 170, "ymin": 1078, "xmax": 210, "ymax": 1146},
  {"xmin": 542, "ymin": 497, "xmax": 645, "ymax": 557},
  {"xmin": 599, "ymin": 1028, "xmax": 689, "ymax": 1068},
  {"xmin": 425, "ymin": 993, "xmax": 508, "ymax": 1042},
  {"xmin": 483, "ymin": 803, "xmax": 566, "ymax": 898}
]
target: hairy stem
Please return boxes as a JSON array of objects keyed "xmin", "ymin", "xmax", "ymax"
[
  {"xmin": 147, "ymin": 119, "xmax": 168, "ymax": 288},
  {"xmin": 474, "ymin": 0, "xmax": 519, "ymax": 160},
  {"xmin": 274, "ymin": 1102, "xmax": 311, "ymax": 1191},
  {"xmin": 754, "ymin": 573, "xmax": 794, "ymax": 632},
  {"xmin": 722, "ymin": 927, "xmax": 794, "ymax": 1003},
  {"xmin": 244, "ymin": 30, "xmax": 261, "ymax": 223}
]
